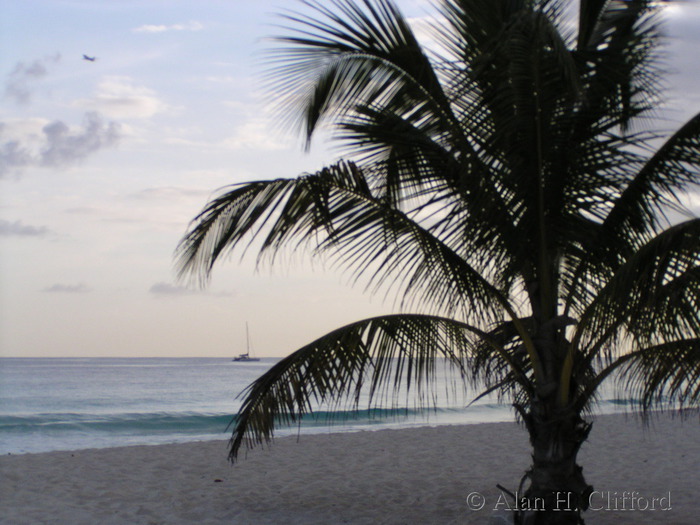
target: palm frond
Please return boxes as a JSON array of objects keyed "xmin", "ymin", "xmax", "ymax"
[
  {"xmin": 618, "ymin": 339, "xmax": 700, "ymax": 412},
  {"xmin": 229, "ymin": 313, "xmax": 518, "ymax": 460},
  {"xmin": 177, "ymin": 160, "xmax": 516, "ymax": 324},
  {"xmin": 577, "ymin": 0, "xmax": 610, "ymax": 50},
  {"xmin": 601, "ymin": 113, "xmax": 700, "ymax": 247},
  {"xmin": 576, "ymin": 0, "xmax": 664, "ymax": 131},
  {"xmin": 573, "ymin": 218, "xmax": 700, "ymax": 360},
  {"xmin": 175, "ymin": 178, "xmax": 297, "ymax": 285},
  {"xmin": 561, "ymin": 112, "xmax": 700, "ymax": 318},
  {"xmin": 573, "ymin": 339, "xmax": 700, "ymax": 413},
  {"xmin": 267, "ymin": 0, "xmax": 458, "ymax": 149}
]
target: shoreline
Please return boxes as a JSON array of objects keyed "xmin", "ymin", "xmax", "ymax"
[{"xmin": 2, "ymin": 412, "xmax": 699, "ymax": 524}]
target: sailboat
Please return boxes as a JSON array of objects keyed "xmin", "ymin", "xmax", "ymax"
[{"xmin": 232, "ymin": 323, "xmax": 260, "ymax": 362}]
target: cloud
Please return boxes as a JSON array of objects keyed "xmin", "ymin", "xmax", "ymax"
[
  {"xmin": 42, "ymin": 283, "xmax": 92, "ymax": 294},
  {"xmin": 126, "ymin": 186, "xmax": 211, "ymax": 201},
  {"xmin": 3, "ymin": 54, "xmax": 61, "ymax": 105},
  {"xmin": 0, "ymin": 112, "xmax": 122, "ymax": 177},
  {"xmin": 220, "ymin": 117, "xmax": 288, "ymax": 151},
  {"xmin": 149, "ymin": 282, "xmax": 234, "ymax": 298},
  {"xmin": 662, "ymin": 4, "xmax": 700, "ymax": 113},
  {"xmin": 0, "ymin": 220, "xmax": 50, "ymax": 237},
  {"xmin": 0, "ymin": 139, "xmax": 34, "ymax": 175},
  {"xmin": 682, "ymin": 189, "xmax": 700, "ymax": 215},
  {"xmin": 132, "ymin": 21, "xmax": 203, "ymax": 33},
  {"xmin": 76, "ymin": 77, "xmax": 168, "ymax": 119},
  {"xmin": 41, "ymin": 113, "xmax": 121, "ymax": 167},
  {"xmin": 149, "ymin": 282, "xmax": 196, "ymax": 296}
]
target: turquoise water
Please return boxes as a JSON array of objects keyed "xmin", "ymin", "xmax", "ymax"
[{"xmin": 0, "ymin": 358, "xmax": 629, "ymax": 454}]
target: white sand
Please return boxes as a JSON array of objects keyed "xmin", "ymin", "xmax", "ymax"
[{"xmin": 1, "ymin": 412, "xmax": 698, "ymax": 524}]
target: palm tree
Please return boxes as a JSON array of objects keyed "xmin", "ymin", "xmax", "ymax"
[{"xmin": 176, "ymin": 1, "xmax": 700, "ymax": 523}]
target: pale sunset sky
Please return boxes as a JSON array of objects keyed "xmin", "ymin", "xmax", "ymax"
[{"xmin": 1, "ymin": 0, "xmax": 699, "ymax": 357}]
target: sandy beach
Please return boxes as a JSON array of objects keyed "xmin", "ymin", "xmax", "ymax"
[{"xmin": 2, "ymin": 412, "xmax": 698, "ymax": 524}]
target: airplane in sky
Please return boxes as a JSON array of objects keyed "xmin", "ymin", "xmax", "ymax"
[{"xmin": 83, "ymin": 54, "xmax": 96, "ymax": 62}]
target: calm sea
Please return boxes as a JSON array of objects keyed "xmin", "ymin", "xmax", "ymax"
[{"xmin": 0, "ymin": 358, "xmax": 631, "ymax": 454}]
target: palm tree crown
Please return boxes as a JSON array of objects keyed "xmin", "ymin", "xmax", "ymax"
[{"xmin": 177, "ymin": 1, "xmax": 699, "ymax": 523}]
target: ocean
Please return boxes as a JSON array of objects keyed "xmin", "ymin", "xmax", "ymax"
[{"xmin": 0, "ymin": 358, "xmax": 632, "ymax": 455}]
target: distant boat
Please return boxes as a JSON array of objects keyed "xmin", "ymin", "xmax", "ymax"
[{"xmin": 232, "ymin": 323, "xmax": 260, "ymax": 362}]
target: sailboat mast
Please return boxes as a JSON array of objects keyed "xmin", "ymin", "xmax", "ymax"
[{"xmin": 232, "ymin": 322, "xmax": 260, "ymax": 362}]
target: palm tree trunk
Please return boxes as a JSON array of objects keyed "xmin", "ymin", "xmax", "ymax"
[{"xmin": 517, "ymin": 406, "xmax": 594, "ymax": 525}]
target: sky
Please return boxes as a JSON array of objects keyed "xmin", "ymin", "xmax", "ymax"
[{"xmin": 1, "ymin": 0, "xmax": 699, "ymax": 358}]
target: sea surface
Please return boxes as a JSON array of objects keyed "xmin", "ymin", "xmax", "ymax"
[{"xmin": 0, "ymin": 357, "xmax": 633, "ymax": 455}]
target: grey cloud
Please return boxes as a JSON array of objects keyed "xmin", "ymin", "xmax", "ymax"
[
  {"xmin": 0, "ymin": 138, "xmax": 34, "ymax": 174},
  {"xmin": 42, "ymin": 283, "xmax": 92, "ymax": 294},
  {"xmin": 149, "ymin": 282, "xmax": 196, "ymax": 296},
  {"xmin": 4, "ymin": 54, "xmax": 61, "ymax": 105},
  {"xmin": 149, "ymin": 282, "xmax": 234, "ymax": 298},
  {"xmin": 0, "ymin": 219, "xmax": 50, "ymax": 237},
  {"xmin": 41, "ymin": 112, "xmax": 121, "ymax": 167},
  {"xmin": 0, "ymin": 112, "xmax": 122, "ymax": 177}
]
